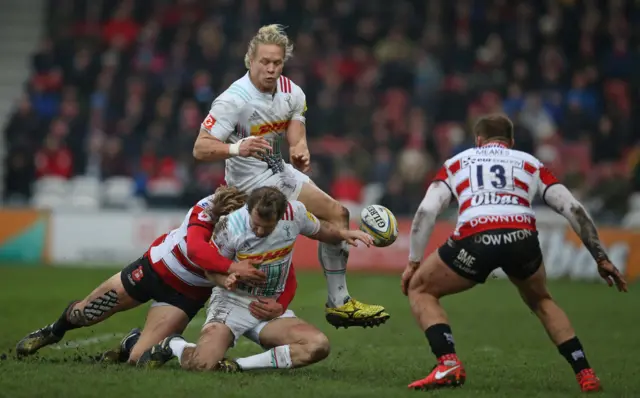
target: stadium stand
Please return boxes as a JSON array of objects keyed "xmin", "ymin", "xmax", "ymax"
[{"xmin": 2, "ymin": 0, "xmax": 639, "ymax": 226}]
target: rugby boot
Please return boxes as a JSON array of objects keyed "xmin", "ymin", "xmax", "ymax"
[
  {"xmin": 15, "ymin": 324, "xmax": 63, "ymax": 357},
  {"xmin": 100, "ymin": 328, "xmax": 141, "ymax": 363},
  {"xmin": 408, "ymin": 354, "xmax": 466, "ymax": 390},
  {"xmin": 577, "ymin": 368, "xmax": 602, "ymax": 392},
  {"xmin": 325, "ymin": 297, "xmax": 389, "ymax": 329},
  {"xmin": 136, "ymin": 334, "xmax": 182, "ymax": 368},
  {"xmin": 217, "ymin": 358, "xmax": 242, "ymax": 373}
]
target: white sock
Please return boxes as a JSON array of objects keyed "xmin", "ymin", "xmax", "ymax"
[
  {"xmin": 169, "ymin": 338, "xmax": 196, "ymax": 365},
  {"xmin": 318, "ymin": 241, "xmax": 351, "ymax": 307},
  {"xmin": 236, "ymin": 345, "xmax": 292, "ymax": 370}
]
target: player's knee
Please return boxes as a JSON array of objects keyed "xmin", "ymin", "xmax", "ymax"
[
  {"xmin": 304, "ymin": 332, "xmax": 331, "ymax": 362},
  {"xmin": 325, "ymin": 202, "xmax": 349, "ymax": 226},
  {"xmin": 520, "ymin": 288, "xmax": 553, "ymax": 313}
]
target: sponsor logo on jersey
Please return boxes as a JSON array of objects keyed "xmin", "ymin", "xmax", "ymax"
[
  {"xmin": 203, "ymin": 114, "xmax": 216, "ymax": 130},
  {"xmin": 236, "ymin": 243, "xmax": 294, "ymax": 264},
  {"xmin": 473, "ymin": 229, "xmax": 533, "ymax": 245},
  {"xmin": 471, "ymin": 192, "xmax": 526, "ymax": 207},
  {"xmin": 250, "ymin": 120, "xmax": 290, "ymax": 136}
]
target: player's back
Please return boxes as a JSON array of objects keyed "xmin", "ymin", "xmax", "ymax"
[
  {"xmin": 436, "ymin": 142, "xmax": 557, "ymax": 239},
  {"xmin": 202, "ymin": 73, "xmax": 306, "ymax": 192}
]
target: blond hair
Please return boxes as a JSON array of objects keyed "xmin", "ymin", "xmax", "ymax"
[
  {"xmin": 244, "ymin": 24, "xmax": 294, "ymax": 69},
  {"xmin": 205, "ymin": 185, "xmax": 247, "ymax": 220}
]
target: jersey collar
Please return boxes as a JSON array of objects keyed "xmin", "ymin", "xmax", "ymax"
[
  {"xmin": 245, "ymin": 72, "xmax": 278, "ymax": 100},
  {"xmin": 480, "ymin": 142, "xmax": 509, "ymax": 149}
]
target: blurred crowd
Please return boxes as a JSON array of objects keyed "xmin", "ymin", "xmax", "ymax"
[{"xmin": 3, "ymin": 0, "xmax": 640, "ymax": 220}]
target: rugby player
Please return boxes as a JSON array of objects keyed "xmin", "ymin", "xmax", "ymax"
[
  {"xmin": 15, "ymin": 186, "xmax": 295, "ymax": 363},
  {"xmin": 191, "ymin": 24, "xmax": 388, "ymax": 328},
  {"xmin": 137, "ymin": 186, "xmax": 374, "ymax": 372},
  {"xmin": 402, "ymin": 114, "xmax": 627, "ymax": 392}
]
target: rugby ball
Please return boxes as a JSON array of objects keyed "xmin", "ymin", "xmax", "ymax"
[{"xmin": 359, "ymin": 205, "xmax": 399, "ymax": 248}]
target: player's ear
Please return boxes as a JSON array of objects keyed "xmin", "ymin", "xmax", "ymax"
[{"xmin": 510, "ymin": 138, "xmax": 515, "ymax": 148}]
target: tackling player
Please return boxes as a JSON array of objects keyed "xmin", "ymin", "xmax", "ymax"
[
  {"xmin": 402, "ymin": 114, "xmax": 627, "ymax": 392},
  {"xmin": 191, "ymin": 24, "xmax": 389, "ymax": 328},
  {"xmin": 137, "ymin": 186, "xmax": 374, "ymax": 372},
  {"xmin": 15, "ymin": 186, "xmax": 293, "ymax": 363}
]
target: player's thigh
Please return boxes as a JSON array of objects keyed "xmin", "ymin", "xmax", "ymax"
[
  {"xmin": 508, "ymin": 262, "xmax": 552, "ymax": 310},
  {"xmin": 70, "ymin": 272, "xmax": 140, "ymax": 325},
  {"xmin": 297, "ymin": 181, "xmax": 345, "ymax": 223},
  {"xmin": 253, "ymin": 316, "xmax": 329, "ymax": 353},
  {"xmin": 409, "ymin": 248, "xmax": 477, "ymax": 299},
  {"xmin": 128, "ymin": 302, "xmax": 191, "ymax": 362}
]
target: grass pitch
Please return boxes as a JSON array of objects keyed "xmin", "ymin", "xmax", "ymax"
[{"xmin": 0, "ymin": 266, "xmax": 637, "ymax": 398}]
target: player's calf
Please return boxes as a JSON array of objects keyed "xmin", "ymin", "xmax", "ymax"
[
  {"xmin": 510, "ymin": 264, "xmax": 601, "ymax": 391},
  {"xmin": 16, "ymin": 273, "xmax": 138, "ymax": 357}
]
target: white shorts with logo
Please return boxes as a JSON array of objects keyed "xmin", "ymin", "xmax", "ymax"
[
  {"xmin": 231, "ymin": 163, "xmax": 311, "ymax": 201},
  {"xmin": 203, "ymin": 287, "xmax": 296, "ymax": 347}
]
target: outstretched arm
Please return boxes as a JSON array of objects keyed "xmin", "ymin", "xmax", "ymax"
[{"xmin": 543, "ymin": 184, "xmax": 627, "ymax": 292}]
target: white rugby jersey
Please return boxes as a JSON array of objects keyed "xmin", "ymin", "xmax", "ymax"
[
  {"xmin": 200, "ymin": 73, "xmax": 307, "ymax": 192},
  {"xmin": 147, "ymin": 195, "xmax": 221, "ymax": 301},
  {"xmin": 434, "ymin": 142, "xmax": 559, "ymax": 239},
  {"xmin": 213, "ymin": 200, "xmax": 320, "ymax": 298}
]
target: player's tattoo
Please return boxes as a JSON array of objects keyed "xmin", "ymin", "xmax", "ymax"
[
  {"xmin": 68, "ymin": 290, "xmax": 119, "ymax": 326},
  {"xmin": 570, "ymin": 204, "xmax": 610, "ymax": 264}
]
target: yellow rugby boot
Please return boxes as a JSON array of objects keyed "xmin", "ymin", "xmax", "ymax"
[{"xmin": 325, "ymin": 298, "xmax": 390, "ymax": 329}]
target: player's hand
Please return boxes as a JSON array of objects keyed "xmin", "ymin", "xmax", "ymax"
[
  {"xmin": 228, "ymin": 259, "xmax": 266, "ymax": 284},
  {"xmin": 290, "ymin": 146, "xmax": 310, "ymax": 173},
  {"xmin": 238, "ymin": 137, "xmax": 272, "ymax": 159},
  {"xmin": 340, "ymin": 230, "xmax": 374, "ymax": 247},
  {"xmin": 401, "ymin": 261, "xmax": 420, "ymax": 296},
  {"xmin": 597, "ymin": 260, "xmax": 628, "ymax": 292},
  {"xmin": 224, "ymin": 273, "xmax": 238, "ymax": 291},
  {"xmin": 249, "ymin": 297, "xmax": 284, "ymax": 321}
]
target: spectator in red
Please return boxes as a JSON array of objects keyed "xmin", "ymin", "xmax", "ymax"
[
  {"xmin": 35, "ymin": 135, "xmax": 73, "ymax": 179},
  {"xmin": 102, "ymin": 3, "xmax": 140, "ymax": 48},
  {"xmin": 331, "ymin": 167, "xmax": 363, "ymax": 203}
]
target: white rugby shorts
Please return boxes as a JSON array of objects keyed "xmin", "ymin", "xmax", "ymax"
[
  {"xmin": 248, "ymin": 163, "xmax": 310, "ymax": 201},
  {"xmin": 204, "ymin": 287, "xmax": 296, "ymax": 346}
]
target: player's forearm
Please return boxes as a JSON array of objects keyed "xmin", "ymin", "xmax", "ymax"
[
  {"xmin": 312, "ymin": 220, "xmax": 345, "ymax": 245},
  {"xmin": 276, "ymin": 266, "xmax": 297, "ymax": 311},
  {"xmin": 193, "ymin": 130, "xmax": 235, "ymax": 161},
  {"xmin": 286, "ymin": 121, "xmax": 307, "ymax": 149},
  {"xmin": 186, "ymin": 227, "xmax": 233, "ymax": 272},
  {"xmin": 408, "ymin": 182, "xmax": 452, "ymax": 263},
  {"xmin": 544, "ymin": 184, "xmax": 610, "ymax": 264}
]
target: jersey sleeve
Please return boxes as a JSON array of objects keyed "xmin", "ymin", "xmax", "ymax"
[
  {"xmin": 201, "ymin": 90, "xmax": 247, "ymax": 142},
  {"xmin": 212, "ymin": 217, "xmax": 238, "ymax": 260},
  {"xmin": 291, "ymin": 201, "xmax": 321, "ymax": 236},
  {"xmin": 533, "ymin": 160, "xmax": 561, "ymax": 204},
  {"xmin": 431, "ymin": 164, "xmax": 454, "ymax": 195},
  {"xmin": 291, "ymin": 85, "xmax": 307, "ymax": 124},
  {"xmin": 185, "ymin": 205, "xmax": 233, "ymax": 273}
]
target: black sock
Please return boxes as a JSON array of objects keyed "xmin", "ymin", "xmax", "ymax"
[
  {"xmin": 50, "ymin": 301, "xmax": 82, "ymax": 337},
  {"xmin": 425, "ymin": 323, "xmax": 456, "ymax": 358},
  {"xmin": 557, "ymin": 336, "xmax": 591, "ymax": 374}
]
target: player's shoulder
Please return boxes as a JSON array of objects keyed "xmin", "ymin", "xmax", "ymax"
[
  {"xmin": 287, "ymin": 200, "xmax": 317, "ymax": 222},
  {"xmin": 216, "ymin": 74, "xmax": 254, "ymax": 106},
  {"xmin": 194, "ymin": 195, "xmax": 214, "ymax": 210},
  {"xmin": 508, "ymin": 148, "xmax": 542, "ymax": 166},
  {"xmin": 224, "ymin": 205, "xmax": 250, "ymax": 236},
  {"xmin": 280, "ymin": 75, "xmax": 305, "ymax": 96}
]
